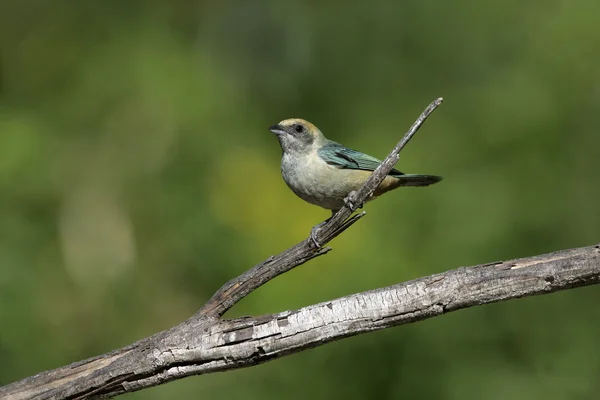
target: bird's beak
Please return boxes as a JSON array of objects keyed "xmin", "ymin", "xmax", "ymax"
[{"xmin": 269, "ymin": 124, "xmax": 287, "ymax": 136}]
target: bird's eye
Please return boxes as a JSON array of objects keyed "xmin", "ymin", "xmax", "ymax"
[{"xmin": 295, "ymin": 125, "xmax": 304, "ymax": 133}]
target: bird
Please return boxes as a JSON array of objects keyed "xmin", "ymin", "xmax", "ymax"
[{"xmin": 269, "ymin": 118, "xmax": 442, "ymax": 246}]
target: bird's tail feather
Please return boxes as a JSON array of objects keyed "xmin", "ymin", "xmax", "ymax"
[
  {"xmin": 393, "ymin": 174, "xmax": 442, "ymax": 187},
  {"xmin": 374, "ymin": 173, "xmax": 442, "ymax": 196}
]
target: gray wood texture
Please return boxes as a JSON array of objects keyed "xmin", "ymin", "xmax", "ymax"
[{"xmin": 3, "ymin": 245, "xmax": 599, "ymax": 399}]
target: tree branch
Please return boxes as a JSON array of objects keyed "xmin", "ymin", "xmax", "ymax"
[
  {"xmin": 198, "ymin": 97, "xmax": 444, "ymax": 317},
  {"xmin": 4, "ymin": 99, "xmax": 598, "ymax": 399},
  {"xmin": 2, "ymin": 245, "xmax": 599, "ymax": 399}
]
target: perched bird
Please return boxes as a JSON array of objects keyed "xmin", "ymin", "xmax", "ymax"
[{"xmin": 269, "ymin": 118, "xmax": 442, "ymax": 245}]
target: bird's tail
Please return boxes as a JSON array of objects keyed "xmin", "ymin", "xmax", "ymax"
[
  {"xmin": 374, "ymin": 173, "xmax": 441, "ymax": 196},
  {"xmin": 392, "ymin": 174, "xmax": 442, "ymax": 187}
]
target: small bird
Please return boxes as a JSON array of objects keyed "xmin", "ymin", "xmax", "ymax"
[{"xmin": 269, "ymin": 118, "xmax": 441, "ymax": 246}]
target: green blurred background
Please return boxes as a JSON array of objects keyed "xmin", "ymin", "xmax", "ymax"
[{"xmin": 1, "ymin": 0, "xmax": 600, "ymax": 399}]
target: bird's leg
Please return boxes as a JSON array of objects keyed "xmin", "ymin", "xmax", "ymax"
[
  {"xmin": 309, "ymin": 219, "xmax": 330, "ymax": 248},
  {"xmin": 310, "ymin": 210, "xmax": 339, "ymax": 248}
]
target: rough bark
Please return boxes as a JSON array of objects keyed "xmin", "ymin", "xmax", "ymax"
[{"xmin": 2, "ymin": 245, "xmax": 599, "ymax": 399}]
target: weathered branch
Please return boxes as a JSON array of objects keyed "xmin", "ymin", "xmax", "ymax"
[
  {"xmin": 198, "ymin": 98, "xmax": 444, "ymax": 317},
  {"xmin": 4, "ymin": 98, "xmax": 598, "ymax": 399},
  {"xmin": 2, "ymin": 245, "xmax": 599, "ymax": 399}
]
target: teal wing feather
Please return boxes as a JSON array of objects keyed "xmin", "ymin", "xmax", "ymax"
[{"xmin": 317, "ymin": 141, "xmax": 404, "ymax": 176}]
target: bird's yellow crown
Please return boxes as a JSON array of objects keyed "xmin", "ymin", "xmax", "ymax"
[{"xmin": 277, "ymin": 118, "xmax": 322, "ymax": 138}]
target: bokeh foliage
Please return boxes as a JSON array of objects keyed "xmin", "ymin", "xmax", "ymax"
[{"xmin": 1, "ymin": 0, "xmax": 599, "ymax": 399}]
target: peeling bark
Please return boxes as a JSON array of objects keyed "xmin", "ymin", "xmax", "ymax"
[{"xmin": 2, "ymin": 245, "xmax": 599, "ymax": 399}]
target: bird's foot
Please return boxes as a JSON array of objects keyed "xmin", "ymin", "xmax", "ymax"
[
  {"xmin": 343, "ymin": 191, "xmax": 362, "ymax": 211},
  {"xmin": 309, "ymin": 220, "xmax": 329, "ymax": 248}
]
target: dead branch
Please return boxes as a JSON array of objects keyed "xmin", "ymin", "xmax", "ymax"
[{"xmin": 4, "ymin": 99, "xmax": 598, "ymax": 400}]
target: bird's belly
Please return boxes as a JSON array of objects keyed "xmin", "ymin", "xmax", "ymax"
[{"xmin": 281, "ymin": 155, "xmax": 367, "ymax": 211}]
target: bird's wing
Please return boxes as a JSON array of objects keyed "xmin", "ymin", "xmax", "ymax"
[{"xmin": 318, "ymin": 141, "xmax": 404, "ymax": 176}]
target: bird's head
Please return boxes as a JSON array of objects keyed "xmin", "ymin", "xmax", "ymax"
[{"xmin": 269, "ymin": 118, "xmax": 325, "ymax": 154}]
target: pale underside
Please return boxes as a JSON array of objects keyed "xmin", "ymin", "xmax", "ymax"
[{"xmin": 281, "ymin": 149, "xmax": 400, "ymax": 212}]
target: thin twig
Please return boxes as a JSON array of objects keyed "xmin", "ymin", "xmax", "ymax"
[
  {"xmin": 315, "ymin": 97, "xmax": 443, "ymax": 245},
  {"xmin": 197, "ymin": 98, "xmax": 444, "ymax": 317}
]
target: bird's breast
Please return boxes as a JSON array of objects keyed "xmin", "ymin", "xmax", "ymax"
[{"xmin": 281, "ymin": 151, "xmax": 372, "ymax": 210}]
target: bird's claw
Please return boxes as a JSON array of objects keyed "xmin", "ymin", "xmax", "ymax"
[
  {"xmin": 310, "ymin": 226, "xmax": 322, "ymax": 248},
  {"xmin": 343, "ymin": 191, "xmax": 361, "ymax": 211},
  {"xmin": 309, "ymin": 220, "xmax": 328, "ymax": 248}
]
